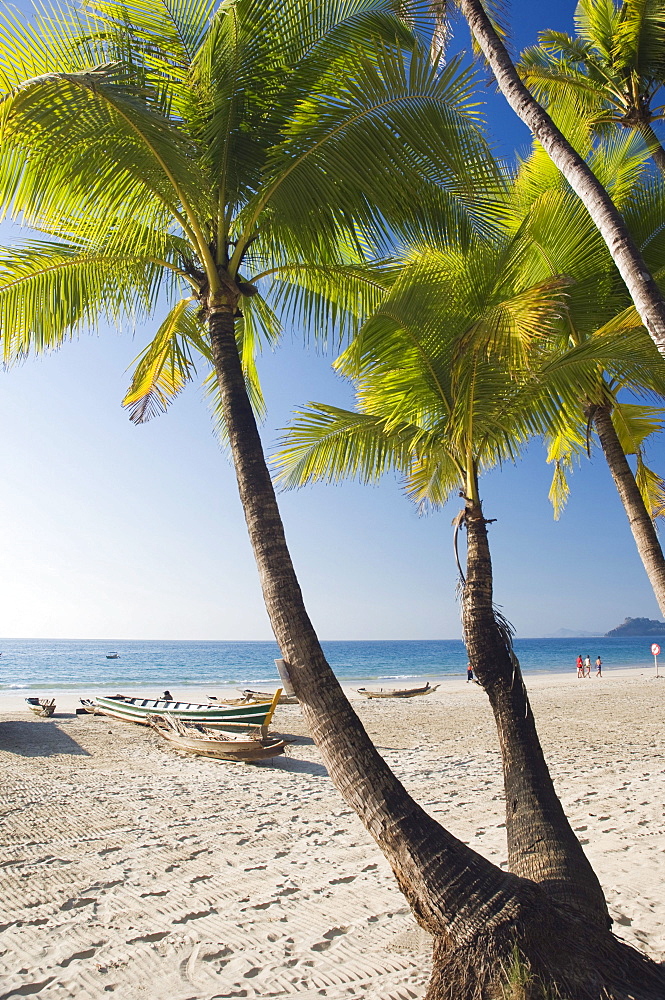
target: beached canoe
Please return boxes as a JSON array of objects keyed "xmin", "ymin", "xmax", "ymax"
[
  {"xmin": 83, "ymin": 690, "xmax": 282, "ymax": 734},
  {"xmin": 237, "ymin": 689, "xmax": 299, "ymax": 706},
  {"xmin": 148, "ymin": 714, "xmax": 287, "ymax": 762},
  {"xmin": 355, "ymin": 682, "xmax": 440, "ymax": 699},
  {"xmin": 26, "ymin": 697, "xmax": 56, "ymax": 717}
]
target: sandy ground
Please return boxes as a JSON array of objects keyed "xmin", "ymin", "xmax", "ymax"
[{"xmin": 0, "ymin": 670, "xmax": 663, "ymax": 999}]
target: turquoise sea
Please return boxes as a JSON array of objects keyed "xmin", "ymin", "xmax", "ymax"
[{"xmin": 0, "ymin": 636, "xmax": 663, "ymax": 695}]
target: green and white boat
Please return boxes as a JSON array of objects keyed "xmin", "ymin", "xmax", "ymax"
[{"xmin": 83, "ymin": 690, "xmax": 281, "ymax": 734}]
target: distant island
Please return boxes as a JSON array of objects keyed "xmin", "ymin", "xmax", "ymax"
[{"xmin": 605, "ymin": 617, "xmax": 665, "ymax": 637}]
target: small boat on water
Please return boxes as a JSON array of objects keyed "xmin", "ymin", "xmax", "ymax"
[
  {"xmin": 81, "ymin": 690, "xmax": 282, "ymax": 734},
  {"xmin": 356, "ymin": 682, "xmax": 440, "ymax": 700},
  {"xmin": 148, "ymin": 714, "xmax": 286, "ymax": 762},
  {"xmin": 237, "ymin": 688, "xmax": 299, "ymax": 706},
  {"xmin": 26, "ymin": 697, "xmax": 56, "ymax": 717}
]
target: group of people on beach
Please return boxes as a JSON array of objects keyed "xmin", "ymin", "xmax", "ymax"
[{"xmin": 576, "ymin": 654, "xmax": 602, "ymax": 678}]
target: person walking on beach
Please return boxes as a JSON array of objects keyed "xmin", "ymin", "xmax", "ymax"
[
  {"xmin": 576, "ymin": 654, "xmax": 584, "ymax": 678},
  {"xmin": 595, "ymin": 656, "xmax": 602, "ymax": 678},
  {"xmin": 584, "ymin": 655, "xmax": 591, "ymax": 678},
  {"xmin": 466, "ymin": 665, "xmax": 474, "ymax": 683}
]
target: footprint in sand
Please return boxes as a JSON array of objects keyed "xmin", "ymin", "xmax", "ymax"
[
  {"xmin": 58, "ymin": 945, "xmax": 101, "ymax": 967},
  {"xmin": 312, "ymin": 926, "xmax": 348, "ymax": 950},
  {"xmin": 60, "ymin": 897, "xmax": 96, "ymax": 911},
  {"xmin": 173, "ymin": 907, "xmax": 216, "ymax": 924}
]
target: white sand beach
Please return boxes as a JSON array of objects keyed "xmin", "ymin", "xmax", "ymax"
[{"xmin": 0, "ymin": 671, "xmax": 663, "ymax": 1000}]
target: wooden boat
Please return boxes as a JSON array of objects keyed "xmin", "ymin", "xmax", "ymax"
[
  {"xmin": 148, "ymin": 714, "xmax": 286, "ymax": 762},
  {"xmin": 26, "ymin": 697, "xmax": 56, "ymax": 717},
  {"xmin": 237, "ymin": 688, "xmax": 299, "ymax": 706},
  {"xmin": 106, "ymin": 652, "xmax": 119, "ymax": 659},
  {"xmin": 85, "ymin": 689, "xmax": 282, "ymax": 734},
  {"xmin": 356, "ymin": 682, "xmax": 440, "ymax": 699}
]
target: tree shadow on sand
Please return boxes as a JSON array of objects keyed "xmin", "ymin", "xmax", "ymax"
[
  {"xmin": 267, "ymin": 755, "xmax": 328, "ymax": 777},
  {"xmin": 0, "ymin": 720, "xmax": 91, "ymax": 757}
]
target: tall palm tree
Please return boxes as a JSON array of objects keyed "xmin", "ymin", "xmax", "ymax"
[
  {"xmin": 274, "ymin": 238, "xmax": 607, "ymax": 912},
  {"xmin": 274, "ymin": 125, "xmax": 665, "ymax": 991},
  {"xmin": 519, "ymin": 0, "xmax": 665, "ymax": 174},
  {"xmin": 274, "ymin": 236, "xmax": 665, "ymax": 995},
  {"xmin": 438, "ymin": 0, "xmax": 665, "ymax": 358},
  {"xmin": 2, "ymin": 2, "xmax": 665, "ymax": 993}
]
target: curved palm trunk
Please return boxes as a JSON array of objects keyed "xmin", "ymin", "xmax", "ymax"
[
  {"xmin": 206, "ymin": 303, "xmax": 665, "ymax": 997},
  {"xmin": 461, "ymin": 492, "xmax": 609, "ymax": 927},
  {"xmin": 635, "ymin": 121, "xmax": 665, "ymax": 177},
  {"xmin": 592, "ymin": 404, "xmax": 665, "ymax": 617},
  {"xmin": 457, "ymin": 0, "xmax": 665, "ymax": 356}
]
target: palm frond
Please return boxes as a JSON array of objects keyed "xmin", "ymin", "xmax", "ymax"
[
  {"xmin": 0, "ymin": 240, "xmax": 158, "ymax": 361},
  {"xmin": 274, "ymin": 403, "xmax": 422, "ymax": 489},
  {"xmin": 610, "ymin": 400, "xmax": 665, "ymax": 455},
  {"xmin": 123, "ymin": 297, "xmax": 205, "ymax": 422},
  {"xmin": 635, "ymin": 452, "xmax": 665, "ymax": 519}
]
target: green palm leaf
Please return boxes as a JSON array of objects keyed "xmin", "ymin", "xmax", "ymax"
[{"xmin": 122, "ymin": 297, "xmax": 204, "ymax": 423}]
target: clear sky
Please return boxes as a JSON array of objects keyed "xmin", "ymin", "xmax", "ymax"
[{"xmin": 1, "ymin": 0, "xmax": 664, "ymax": 641}]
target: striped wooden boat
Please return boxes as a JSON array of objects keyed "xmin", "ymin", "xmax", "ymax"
[
  {"xmin": 88, "ymin": 690, "xmax": 281, "ymax": 734},
  {"xmin": 148, "ymin": 714, "xmax": 287, "ymax": 762}
]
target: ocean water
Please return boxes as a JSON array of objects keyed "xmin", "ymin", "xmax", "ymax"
[{"xmin": 0, "ymin": 636, "xmax": 662, "ymax": 694}]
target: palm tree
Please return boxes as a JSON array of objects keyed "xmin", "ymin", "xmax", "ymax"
[
  {"xmin": 519, "ymin": 0, "xmax": 665, "ymax": 174},
  {"xmin": 2, "ymin": 2, "xmax": 664, "ymax": 993},
  {"xmin": 440, "ymin": 0, "xmax": 665, "ymax": 358},
  {"xmin": 274, "ymin": 235, "xmax": 665, "ymax": 995}
]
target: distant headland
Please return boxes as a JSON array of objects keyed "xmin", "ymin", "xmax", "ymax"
[{"xmin": 605, "ymin": 617, "xmax": 665, "ymax": 637}]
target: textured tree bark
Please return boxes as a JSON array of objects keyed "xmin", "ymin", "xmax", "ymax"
[
  {"xmin": 593, "ymin": 404, "xmax": 665, "ymax": 617},
  {"xmin": 206, "ymin": 303, "xmax": 665, "ymax": 997},
  {"xmin": 457, "ymin": 0, "xmax": 665, "ymax": 356},
  {"xmin": 461, "ymin": 495, "xmax": 609, "ymax": 926}
]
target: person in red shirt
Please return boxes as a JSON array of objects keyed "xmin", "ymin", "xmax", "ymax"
[{"xmin": 576, "ymin": 654, "xmax": 584, "ymax": 678}]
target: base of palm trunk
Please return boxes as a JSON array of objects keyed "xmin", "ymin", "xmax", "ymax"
[{"xmin": 424, "ymin": 899, "xmax": 665, "ymax": 1000}]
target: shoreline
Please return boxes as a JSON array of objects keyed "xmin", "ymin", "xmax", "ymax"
[{"xmin": 1, "ymin": 663, "xmax": 661, "ymax": 711}]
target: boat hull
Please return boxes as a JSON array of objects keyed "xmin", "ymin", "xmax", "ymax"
[
  {"xmin": 356, "ymin": 683, "xmax": 439, "ymax": 699},
  {"xmin": 91, "ymin": 693, "xmax": 279, "ymax": 732},
  {"xmin": 148, "ymin": 715, "xmax": 287, "ymax": 761},
  {"xmin": 238, "ymin": 689, "xmax": 299, "ymax": 706},
  {"xmin": 26, "ymin": 697, "xmax": 56, "ymax": 717}
]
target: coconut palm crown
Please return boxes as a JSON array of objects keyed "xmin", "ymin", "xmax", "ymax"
[
  {"xmin": 0, "ymin": 0, "xmax": 494, "ymax": 402},
  {"xmin": 519, "ymin": 0, "xmax": 665, "ymax": 173},
  {"xmin": 274, "ymin": 127, "xmax": 665, "ymax": 517}
]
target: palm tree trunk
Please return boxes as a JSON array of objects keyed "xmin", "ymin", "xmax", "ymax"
[
  {"xmin": 456, "ymin": 0, "xmax": 665, "ymax": 356},
  {"xmin": 592, "ymin": 403, "xmax": 665, "ymax": 617},
  {"xmin": 206, "ymin": 302, "xmax": 665, "ymax": 998},
  {"xmin": 636, "ymin": 121, "xmax": 665, "ymax": 177},
  {"xmin": 461, "ymin": 492, "xmax": 610, "ymax": 927}
]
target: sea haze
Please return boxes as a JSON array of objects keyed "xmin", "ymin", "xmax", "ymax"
[{"xmin": 0, "ymin": 636, "xmax": 663, "ymax": 694}]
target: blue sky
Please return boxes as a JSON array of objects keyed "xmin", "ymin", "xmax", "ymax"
[{"xmin": 1, "ymin": 0, "xmax": 664, "ymax": 641}]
